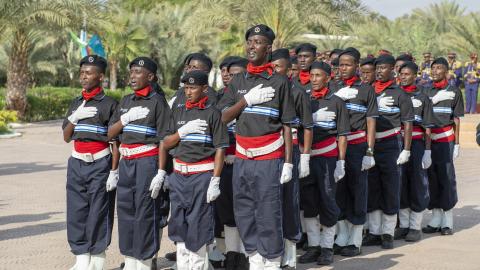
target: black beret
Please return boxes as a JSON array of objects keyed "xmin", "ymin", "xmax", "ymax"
[
  {"xmin": 375, "ymin": 54, "xmax": 395, "ymax": 66},
  {"xmin": 396, "ymin": 54, "xmax": 413, "ymax": 62},
  {"xmin": 245, "ymin": 24, "xmax": 275, "ymax": 42},
  {"xmin": 331, "ymin": 58, "xmax": 339, "ymax": 67},
  {"xmin": 399, "ymin": 61, "xmax": 418, "ymax": 74},
  {"xmin": 228, "ymin": 57, "xmax": 248, "ymax": 69},
  {"xmin": 290, "ymin": 56, "xmax": 298, "ymax": 64},
  {"xmin": 338, "ymin": 47, "xmax": 361, "ymax": 62},
  {"xmin": 310, "ymin": 61, "xmax": 331, "ymax": 75},
  {"xmin": 329, "ymin": 48, "xmax": 343, "ymax": 57},
  {"xmin": 187, "ymin": 52, "xmax": 213, "ymax": 71},
  {"xmin": 80, "ymin": 55, "xmax": 107, "ymax": 72},
  {"xmin": 219, "ymin": 56, "xmax": 238, "ymax": 69},
  {"xmin": 431, "ymin": 57, "xmax": 449, "ymax": 68},
  {"xmin": 360, "ymin": 57, "xmax": 376, "ymax": 66},
  {"xmin": 181, "ymin": 70, "xmax": 209, "ymax": 86},
  {"xmin": 271, "ymin": 48, "xmax": 291, "ymax": 62},
  {"xmin": 129, "ymin": 57, "xmax": 157, "ymax": 73},
  {"xmin": 295, "ymin": 43, "xmax": 317, "ymax": 55}
]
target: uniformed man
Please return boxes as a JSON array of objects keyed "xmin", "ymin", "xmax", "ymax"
[
  {"xmin": 333, "ymin": 47, "xmax": 378, "ymax": 257},
  {"xmin": 362, "ymin": 54, "xmax": 414, "ymax": 249},
  {"xmin": 108, "ymin": 57, "xmax": 171, "ymax": 270},
  {"xmin": 271, "ymin": 48, "xmax": 292, "ymax": 78},
  {"xmin": 394, "ymin": 54, "xmax": 414, "ymax": 80},
  {"xmin": 63, "ymin": 55, "xmax": 118, "ymax": 270},
  {"xmin": 218, "ymin": 56, "xmax": 248, "ymax": 101},
  {"xmin": 417, "ymin": 52, "xmax": 433, "ymax": 88},
  {"xmin": 290, "ymin": 56, "xmax": 299, "ymax": 79},
  {"xmin": 447, "ymin": 52, "xmax": 462, "ymax": 87},
  {"xmin": 360, "ymin": 57, "xmax": 376, "ymax": 85},
  {"xmin": 328, "ymin": 48, "xmax": 343, "ymax": 64},
  {"xmin": 219, "ymin": 24, "xmax": 296, "ymax": 269},
  {"xmin": 422, "ymin": 57, "xmax": 464, "ymax": 235},
  {"xmin": 463, "ymin": 52, "xmax": 480, "ymax": 114},
  {"xmin": 297, "ymin": 61, "xmax": 350, "ymax": 265},
  {"xmin": 293, "ymin": 43, "xmax": 317, "ymax": 92},
  {"xmin": 331, "ymin": 58, "xmax": 341, "ymax": 82},
  {"xmin": 395, "ymin": 61, "xmax": 434, "ymax": 242}
]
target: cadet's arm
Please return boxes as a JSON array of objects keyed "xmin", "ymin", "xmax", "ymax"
[
  {"xmin": 338, "ymin": 135, "xmax": 347, "ymax": 160},
  {"xmin": 454, "ymin": 117, "xmax": 460, "ymax": 145},
  {"xmin": 213, "ymin": 148, "xmax": 225, "ymax": 177},
  {"xmin": 111, "ymin": 141, "xmax": 120, "ymax": 170},
  {"xmin": 108, "ymin": 121, "xmax": 124, "ymax": 141},
  {"xmin": 366, "ymin": 117, "xmax": 376, "ymax": 150},
  {"xmin": 302, "ymin": 128, "xmax": 313, "ymax": 154},
  {"xmin": 221, "ymin": 98, "xmax": 247, "ymax": 124},
  {"xmin": 283, "ymin": 125, "xmax": 292, "ymax": 164},
  {"xmin": 424, "ymin": 128, "xmax": 432, "ymax": 150},
  {"xmin": 63, "ymin": 123, "xmax": 75, "ymax": 143},
  {"xmin": 403, "ymin": 121, "xmax": 412, "ymax": 151}
]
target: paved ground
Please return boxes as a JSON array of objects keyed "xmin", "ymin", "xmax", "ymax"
[{"xmin": 1, "ymin": 116, "xmax": 480, "ymax": 270}]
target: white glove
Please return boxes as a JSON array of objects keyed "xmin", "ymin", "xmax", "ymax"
[
  {"xmin": 453, "ymin": 144, "xmax": 460, "ymax": 160},
  {"xmin": 361, "ymin": 155, "xmax": 375, "ymax": 171},
  {"xmin": 225, "ymin": 155, "xmax": 236, "ymax": 165},
  {"xmin": 298, "ymin": 154, "xmax": 310, "ymax": 178},
  {"xmin": 68, "ymin": 100, "xmax": 98, "ymax": 125},
  {"xmin": 206, "ymin": 177, "xmax": 221, "ymax": 203},
  {"xmin": 178, "ymin": 119, "xmax": 208, "ymax": 138},
  {"xmin": 431, "ymin": 90, "xmax": 455, "ymax": 105},
  {"xmin": 334, "ymin": 86, "xmax": 358, "ymax": 100},
  {"xmin": 422, "ymin": 150, "xmax": 432, "ymax": 169},
  {"xmin": 396, "ymin": 150, "xmax": 411, "ymax": 165},
  {"xmin": 168, "ymin": 96, "xmax": 177, "ymax": 108},
  {"xmin": 334, "ymin": 160, "xmax": 346, "ymax": 182},
  {"xmin": 149, "ymin": 169, "xmax": 167, "ymax": 199},
  {"xmin": 377, "ymin": 93, "xmax": 394, "ymax": 109},
  {"xmin": 105, "ymin": 169, "xmax": 119, "ymax": 191},
  {"xmin": 411, "ymin": 98, "xmax": 422, "ymax": 108},
  {"xmin": 120, "ymin": 106, "xmax": 150, "ymax": 126},
  {"xmin": 313, "ymin": 107, "xmax": 336, "ymax": 122},
  {"xmin": 280, "ymin": 163, "xmax": 294, "ymax": 184},
  {"xmin": 243, "ymin": 84, "xmax": 275, "ymax": 106}
]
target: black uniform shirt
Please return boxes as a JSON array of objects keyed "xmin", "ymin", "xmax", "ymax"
[
  {"xmin": 291, "ymin": 77, "xmax": 312, "ymax": 94},
  {"xmin": 404, "ymin": 85, "xmax": 434, "ymax": 128},
  {"xmin": 291, "ymin": 83, "xmax": 314, "ymax": 129},
  {"xmin": 172, "ymin": 86, "xmax": 218, "ymax": 109},
  {"xmin": 422, "ymin": 85, "xmax": 464, "ymax": 127},
  {"xmin": 63, "ymin": 91, "xmax": 117, "ymax": 142},
  {"xmin": 375, "ymin": 84, "xmax": 414, "ymax": 132}
]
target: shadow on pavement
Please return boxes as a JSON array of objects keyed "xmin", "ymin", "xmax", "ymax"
[
  {"xmin": 0, "ymin": 162, "xmax": 66, "ymax": 176},
  {"xmin": 0, "ymin": 221, "xmax": 66, "ymax": 241},
  {"xmin": 0, "ymin": 211, "xmax": 62, "ymax": 226}
]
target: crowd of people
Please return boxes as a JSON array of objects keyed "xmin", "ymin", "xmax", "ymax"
[{"xmin": 63, "ymin": 24, "xmax": 465, "ymax": 270}]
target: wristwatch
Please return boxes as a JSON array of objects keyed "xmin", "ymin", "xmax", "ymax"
[{"xmin": 366, "ymin": 147, "xmax": 374, "ymax": 156}]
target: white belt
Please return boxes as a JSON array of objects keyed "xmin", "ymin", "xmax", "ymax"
[
  {"xmin": 72, "ymin": 147, "xmax": 110, "ymax": 163},
  {"xmin": 174, "ymin": 160, "xmax": 214, "ymax": 174},
  {"xmin": 400, "ymin": 130, "xmax": 424, "ymax": 137},
  {"xmin": 292, "ymin": 132, "xmax": 298, "ymax": 140},
  {"xmin": 375, "ymin": 127, "xmax": 401, "ymax": 139},
  {"xmin": 236, "ymin": 136, "xmax": 284, "ymax": 158},
  {"xmin": 347, "ymin": 131, "xmax": 366, "ymax": 141},
  {"xmin": 119, "ymin": 144, "xmax": 157, "ymax": 157},
  {"xmin": 310, "ymin": 141, "xmax": 337, "ymax": 156},
  {"xmin": 431, "ymin": 128, "xmax": 454, "ymax": 141}
]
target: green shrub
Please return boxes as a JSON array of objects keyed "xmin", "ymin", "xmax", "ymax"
[{"xmin": 0, "ymin": 110, "xmax": 17, "ymax": 134}]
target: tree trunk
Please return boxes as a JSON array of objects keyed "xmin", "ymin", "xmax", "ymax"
[
  {"xmin": 6, "ymin": 29, "xmax": 29, "ymax": 119},
  {"xmin": 109, "ymin": 59, "xmax": 117, "ymax": 90}
]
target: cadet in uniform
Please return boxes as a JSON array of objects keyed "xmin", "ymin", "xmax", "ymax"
[
  {"xmin": 219, "ymin": 24, "xmax": 296, "ymax": 269},
  {"xmin": 271, "ymin": 48, "xmax": 293, "ymax": 78},
  {"xmin": 63, "ymin": 55, "xmax": 118, "ymax": 270},
  {"xmin": 394, "ymin": 54, "xmax": 414, "ymax": 81},
  {"xmin": 290, "ymin": 56, "xmax": 299, "ymax": 79},
  {"xmin": 360, "ymin": 57, "xmax": 376, "ymax": 85},
  {"xmin": 463, "ymin": 52, "xmax": 480, "ymax": 114},
  {"xmin": 108, "ymin": 57, "xmax": 170, "ymax": 270},
  {"xmin": 363, "ymin": 54, "xmax": 414, "ymax": 249},
  {"xmin": 395, "ymin": 61, "xmax": 434, "ymax": 242},
  {"xmin": 293, "ymin": 43, "xmax": 317, "ymax": 92},
  {"xmin": 422, "ymin": 57, "xmax": 464, "ymax": 235}
]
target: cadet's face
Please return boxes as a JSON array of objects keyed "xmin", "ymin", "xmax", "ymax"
[
  {"xmin": 246, "ymin": 35, "xmax": 271, "ymax": 65},
  {"xmin": 129, "ymin": 66, "xmax": 153, "ymax": 90},
  {"xmin": 310, "ymin": 69, "xmax": 330, "ymax": 90},
  {"xmin": 333, "ymin": 66, "xmax": 341, "ymax": 80},
  {"xmin": 184, "ymin": 84, "xmax": 208, "ymax": 103},
  {"xmin": 424, "ymin": 54, "xmax": 431, "ymax": 61},
  {"xmin": 339, "ymin": 55, "xmax": 357, "ymax": 80},
  {"xmin": 185, "ymin": 59, "xmax": 208, "ymax": 73},
  {"xmin": 228, "ymin": 66, "xmax": 245, "ymax": 78},
  {"xmin": 271, "ymin": 58, "xmax": 289, "ymax": 75},
  {"xmin": 375, "ymin": 63, "xmax": 393, "ymax": 82},
  {"xmin": 399, "ymin": 68, "xmax": 416, "ymax": 86},
  {"xmin": 394, "ymin": 60, "xmax": 405, "ymax": 74},
  {"xmin": 79, "ymin": 65, "xmax": 103, "ymax": 91},
  {"xmin": 291, "ymin": 64, "xmax": 299, "ymax": 78},
  {"xmin": 360, "ymin": 64, "xmax": 375, "ymax": 84},
  {"xmin": 431, "ymin": 64, "xmax": 447, "ymax": 82},
  {"xmin": 221, "ymin": 66, "xmax": 230, "ymax": 85},
  {"xmin": 297, "ymin": 51, "xmax": 315, "ymax": 71}
]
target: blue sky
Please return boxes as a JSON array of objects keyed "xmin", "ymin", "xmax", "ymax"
[{"xmin": 362, "ymin": 0, "xmax": 480, "ymax": 19}]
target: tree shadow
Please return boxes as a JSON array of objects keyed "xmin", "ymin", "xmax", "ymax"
[
  {"xmin": 0, "ymin": 211, "xmax": 62, "ymax": 226},
  {"xmin": 0, "ymin": 162, "xmax": 66, "ymax": 176},
  {"xmin": 0, "ymin": 221, "xmax": 66, "ymax": 241}
]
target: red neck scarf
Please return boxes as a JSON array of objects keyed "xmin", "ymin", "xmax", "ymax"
[
  {"xmin": 433, "ymin": 79, "xmax": 448, "ymax": 89},
  {"xmin": 299, "ymin": 70, "xmax": 311, "ymax": 85},
  {"xmin": 186, "ymin": 96, "xmax": 208, "ymax": 110},
  {"xmin": 82, "ymin": 87, "xmax": 102, "ymax": 101},
  {"xmin": 343, "ymin": 76, "xmax": 359, "ymax": 87},
  {"xmin": 401, "ymin": 84, "xmax": 417, "ymax": 93},
  {"xmin": 374, "ymin": 80, "xmax": 394, "ymax": 94},
  {"xmin": 247, "ymin": 62, "xmax": 273, "ymax": 76},
  {"xmin": 135, "ymin": 85, "xmax": 152, "ymax": 97},
  {"xmin": 311, "ymin": 87, "xmax": 329, "ymax": 99}
]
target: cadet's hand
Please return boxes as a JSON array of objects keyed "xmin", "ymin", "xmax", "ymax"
[
  {"xmin": 411, "ymin": 98, "xmax": 422, "ymax": 108},
  {"xmin": 396, "ymin": 150, "xmax": 411, "ymax": 165},
  {"xmin": 243, "ymin": 84, "xmax": 275, "ymax": 106},
  {"xmin": 298, "ymin": 154, "xmax": 310, "ymax": 178},
  {"xmin": 377, "ymin": 93, "xmax": 394, "ymax": 109},
  {"xmin": 106, "ymin": 169, "xmax": 119, "ymax": 191},
  {"xmin": 422, "ymin": 150, "xmax": 432, "ymax": 169},
  {"xmin": 313, "ymin": 107, "xmax": 336, "ymax": 122},
  {"xmin": 334, "ymin": 160, "xmax": 346, "ymax": 182},
  {"xmin": 178, "ymin": 119, "xmax": 208, "ymax": 138},
  {"xmin": 280, "ymin": 163, "xmax": 294, "ymax": 184},
  {"xmin": 68, "ymin": 100, "xmax": 98, "ymax": 125},
  {"xmin": 120, "ymin": 106, "xmax": 150, "ymax": 126},
  {"xmin": 206, "ymin": 177, "xmax": 221, "ymax": 203},
  {"xmin": 431, "ymin": 90, "xmax": 455, "ymax": 105},
  {"xmin": 361, "ymin": 155, "xmax": 375, "ymax": 171},
  {"xmin": 334, "ymin": 86, "xmax": 358, "ymax": 101},
  {"xmin": 225, "ymin": 155, "xmax": 235, "ymax": 165},
  {"xmin": 167, "ymin": 96, "xmax": 177, "ymax": 109},
  {"xmin": 453, "ymin": 144, "xmax": 460, "ymax": 160},
  {"xmin": 149, "ymin": 169, "xmax": 167, "ymax": 199}
]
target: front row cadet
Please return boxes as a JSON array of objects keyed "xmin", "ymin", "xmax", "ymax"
[
  {"xmin": 63, "ymin": 55, "xmax": 118, "ymax": 270},
  {"xmin": 108, "ymin": 57, "xmax": 171, "ymax": 270},
  {"xmin": 159, "ymin": 70, "xmax": 228, "ymax": 269},
  {"xmin": 298, "ymin": 61, "xmax": 350, "ymax": 266},
  {"xmin": 395, "ymin": 61, "xmax": 434, "ymax": 242},
  {"xmin": 422, "ymin": 57, "xmax": 464, "ymax": 235}
]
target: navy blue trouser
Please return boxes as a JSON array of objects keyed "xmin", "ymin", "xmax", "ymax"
[
  {"xmin": 336, "ymin": 142, "xmax": 368, "ymax": 225},
  {"xmin": 233, "ymin": 158, "xmax": 284, "ymax": 259},
  {"xmin": 215, "ymin": 164, "xmax": 236, "ymax": 228},
  {"xmin": 66, "ymin": 155, "xmax": 115, "ymax": 255},
  {"xmin": 368, "ymin": 135, "xmax": 402, "ymax": 215},
  {"xmin": 401, "ymin": 139, "xmax": 430, "ymax": 212},
  {"xmin": 465, "ymin": 83, "xmax": 479, "ymax": 113},
  {"xmin": 427, "ymin": 141, "xmax": 458, "ymax": 211},
  {"xmin": 282, "ymin": 145, "xmax": 302, "ymax": 242},
  {"xmin": 117, "ymin": 156, "xmax": 166, "ymax": 260}
]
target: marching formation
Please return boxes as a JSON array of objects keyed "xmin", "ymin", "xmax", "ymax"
[{"xmin": 63, "ymin": 24, "xmax": 464, "ymax": 270}]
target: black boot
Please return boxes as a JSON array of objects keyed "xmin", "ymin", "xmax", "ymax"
[
  {"xmin": 225, "ymin": 252, "xmax": 237, "ymax": 270},
  {"xmin": 362, "ymin": 233, "xmax": 382, "ymax": 246},
  {"xmin": 441, "ymin": 227, "xmax": 454, "ymax": 235},
  {"xmin": 405, "ymin": 229, "xmax": 422, "ymax": 242},
  {"xmin": 296, "ymin": 233, "xmax": 308, "ymax": 251},
  {"xmin": 165, "ymin": 251, "xmax": 177, "ymax": 261},
  {"xmin": 298, "ymin": 246, "xmax": 321, "ymax": 264},
  {"xmin": 317, "ymin": 248, "xmax": 334, "ymax": 265},
  {"xmin": 340, "ymin": 245, "xmax": 361, "ymax": 257},
  {"xmin": 381, "ymin": 234, "xmax": 394, "ymax": 249},
  {"xmin": 422, "ymin": 225, "xmax": 440, "ymax": 234},
  {"xmin": 236, "ymin": 253, "xmax": 249, "ymax": 270},
  {"xmin": 333, "ymin": 243, "xmax": 345, "ymax": 255},
  {"xmin": 394, "ymin": 227, "xmax": 409, "ymax": 240}
]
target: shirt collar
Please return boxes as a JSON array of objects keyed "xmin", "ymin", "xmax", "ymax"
[{"xmin": 130, "ymin": 90, "xmax": 157, "ymax": 100}]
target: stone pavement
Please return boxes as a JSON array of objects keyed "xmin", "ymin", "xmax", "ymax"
[{"xmin": 0, "ymin": 116, "xmax": 479, "ymax": 270}]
